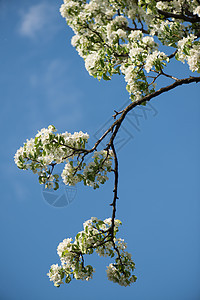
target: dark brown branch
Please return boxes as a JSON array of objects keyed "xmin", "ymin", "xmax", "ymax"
[
  {"xmin": 157, "ymin": 9, "xmax": 200, "ymax": 23},
  {"xmin": 122, "ymin": 24, "xmax": 149, "ymax": 35},
  {"xmin": 168, "ymin": 50, "xmax": 178, "ymax": 59},
  {"xmin": 57, "ymin": 141, "xmax": 89, "ymax": 153},
  {"xmin": 161, "ymin": 71, "xmax": 178, "ymax": 80},
  {"xmin": 42, "ymin": 77, "xmax": 200, "ymax": 189},
  {"xmin": 148, "ymin": 72, "xmax": 162, "ymax": 86},
  {"xmin": 72, "ymin": 152, "xmax": 88, "ymax": 176},
  {"xmin": 92, "ymin": 76, "xmax": 200, "ymax": 150},
  {"xmin": 113, "ymin": 110, "xmax": 121, "ymax": 119},
  {"xmin": 110, "ymin": 143, "xmax": 119, "ymax": 239},
  {"xmin": 112, "ymin": 240, "xmax": 126, "ymax": 274},
  {"xmin": 88, "ymin": 236, "xmax": 112, "ymax": 249}
]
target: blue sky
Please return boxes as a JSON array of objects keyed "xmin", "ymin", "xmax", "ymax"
[{"xmin": 0, "ymin": 1, "xmax": 200, "ymax": 300}]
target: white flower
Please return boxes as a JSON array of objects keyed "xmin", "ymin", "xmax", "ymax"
[
  {"xmin": 129, "ymin": 47, "xmax": 143, "ymax": 58},
  {"xmin": 85, "ymin": 52, "xmax": 100, "ymax": 75},
  {"xmin": 156, "ymin": 1, "xmax": 168, "ymax": 10},
  {"xmin": 116, "ymin": 29, "xmax": 127, "ymax": 39},
  {"xmin": 142, "ymin": 36, "xmax": 156, "ymax": 48},
  {"xmin": 71, "ymin": 34, "xmax": 80, "ymax": 47},
  {"xmin": 48, "ymin": 216, "xmax": 136, "ymax": 286},
  {"xmin": 47, "ymin": 264, "xmax": 64, "ymax": 287},
  {"xmin": 193, "ymin": 6, "xmax": 200, "ymax": 17},
  {"xmin": 128, "ymin": 30, "xmax": 143, "ymax": 41},
  {"xmin": 57, "ymin": 238, "xmax": 73, "ymax": 257},
  {"xmin": 177, "ymin": 35, "xmax": 200, "ymax": 72},
  {"xmin": 145, "ymin": 50, "xmax": 168, "ymax": 73}
]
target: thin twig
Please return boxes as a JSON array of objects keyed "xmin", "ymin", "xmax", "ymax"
[{"xmin": 168, "ymin": 50, "xmax": 178, "ymax": 59}]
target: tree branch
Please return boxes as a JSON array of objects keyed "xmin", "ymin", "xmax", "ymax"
[
  {"xmin": 93, "ymin": 76, "xmax": 200, "ymax": 150},
  {"xmin": 168, "ymin": 50, "xmax": 178, "ymax": 59},
  {"xmin": 157, "ymin": 9, "xmax": 200, "ymax": 23},
  {"xmin": 110, "ymin": 143, "xmax": 119, "ymax": 239}
]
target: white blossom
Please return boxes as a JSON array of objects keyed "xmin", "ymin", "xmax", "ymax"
[
  {"xmin": 47, "ymin": 264, "xmax": 64, "ymax": 287},
  {"xmin": 59, "ymin": 0, "xmax": 199, "ymax": 102},
  {"xmin": 145, "ymin": 51, "xmax": 168, "ymax": 73},
  {"xmin": 16, "ymin": 0, "xmax": 200, "ymax": 288},
  {"xmin": 193, "ymin": 6, "xmax": 200, "ymax": 17},
  {"xmin": 48, "ymin": 217, "xmax": 136, "ymax": 287},
  {"xmin": 85, "ymin": 52, "xmax": 101, "ymax": 75}
]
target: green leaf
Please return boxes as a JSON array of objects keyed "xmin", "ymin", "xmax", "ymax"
[
  {"xmin": 65, "ymin": 275, "xmax": 71, "ymax": 284},
  {"xmin": 183, "ymin": 46, "xmax": 190, "ymax": 56},
  {"xmin": 100, "ymin": 59, "xmax": 105, "ymax": 68},
  {"xmin": 54, "ymin": 182, "xmax": 59, "ymax": 190},
  {"xmin": 107, "ymin": 48, "xmax": 112, "ymax": 55},
  {"xmin": 76, "ymin": 233, "xmax": 80, "ymax": 240},
  {"xmin": 103, "ymin": 73, "xmax": 111, "ymax": 81}
]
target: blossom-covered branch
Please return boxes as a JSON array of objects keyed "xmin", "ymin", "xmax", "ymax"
[
  {"xmin": 47, "ymin": 218, "xmax": 137, "ymax": 286},
  {"xmin": 60, "ymin": 0, "xmax": 200, "ymax": 101},
  {"xmin": 15, "ymin": 0, "xmax": 200, "ymax": 287}
]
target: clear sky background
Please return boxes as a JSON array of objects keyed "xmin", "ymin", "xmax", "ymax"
[{"xmin": 0, "ymin": 1, "xmax": 199, "ymax": 300}]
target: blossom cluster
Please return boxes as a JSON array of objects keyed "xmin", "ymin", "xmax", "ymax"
[
  {"xmin": 60, "ymin": 0, "xmax": 200, "ymax": 101},
  {"xmin": 176, "ymin": 34, "xmax": 200, "ymax": 72},
  {"xmin": 140, "ymin": 0, "xmax": 200, "ymax": 72},
  {"xmin": 47, "ymin": 217, "xmax": 137, "ymax": 286},
  {"xmin": 120, "ymin": 30, "xmax": 169, "ymax": 100},
  {"xmin": 14, "ymin": 126, "xmax": 113, "ymax": 190},
  {"xmin": 61, "ymin": 149, "xmax": 113, "ymax": 188}
]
